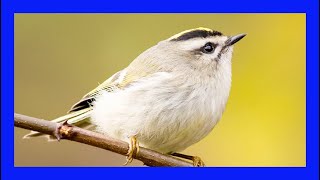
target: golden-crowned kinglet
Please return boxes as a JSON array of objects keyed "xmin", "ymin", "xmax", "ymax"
[{"xmin": 25, "ymin": 27, "xmax": 246, "ymax": 166}]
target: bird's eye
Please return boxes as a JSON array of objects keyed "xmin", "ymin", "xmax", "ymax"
[{"xmin": 201, "ymin": 43, "xmax": 215, "ymax": 54}]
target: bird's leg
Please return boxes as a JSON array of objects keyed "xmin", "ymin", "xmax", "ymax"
[
  {"xmin": 124, "ymin": 135, "xmax": 140, "ymax": 165},
  {"xmin": 171, "ymin": 152, "xmax": 205, "ymax": 167},
  {"xmin": 53, "ymin": 120, "xmax": 74, "ymax": 141}
]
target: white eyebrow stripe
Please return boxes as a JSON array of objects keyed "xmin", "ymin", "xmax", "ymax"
[
  {"xmin": 178, "ymin": 36, "xmax": 228, "ymax": 51},
  {"xmin": 179, "ymin": 39, "xmax": 208, "ymax": 51}
]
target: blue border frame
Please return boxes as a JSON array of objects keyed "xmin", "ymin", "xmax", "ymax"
[{"xmin": 1, "ymin": 0, "xmax": 319, "ymax": 179}]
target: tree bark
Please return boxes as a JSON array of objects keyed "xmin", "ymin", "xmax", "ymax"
[{"xmin": 14, "ymin": 113, "xmax": 193, "ymax": 167}]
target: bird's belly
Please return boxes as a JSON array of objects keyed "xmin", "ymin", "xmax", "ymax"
[
  {"xmin": 90, "ymin": 74, "xmax": 227, "ymax": 154},
  {"xmin": 138, "ymin": 110, "xmax": 219, "ymax": 153},
  {"xmin": 91, "ymin": 89, "xmax": 223, "ymax": 154}
]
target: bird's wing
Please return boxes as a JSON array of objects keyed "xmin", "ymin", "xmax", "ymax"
[
  {"xmin": 68, "ymin": 69, "xmax": 126, "ymax": 113},
  {"xmin": 69, "ymin": 53, "xmax": 165, "ymax": 113}
]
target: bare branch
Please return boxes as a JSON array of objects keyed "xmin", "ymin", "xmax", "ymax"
[{"xmin": 14, "ymin": 113, "xmax": 193, "ymax": 167}]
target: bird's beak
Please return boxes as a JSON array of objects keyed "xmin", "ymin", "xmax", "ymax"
[{"xmin": 225, "ymin": 33, "xmax": 247, "ymax": 46}]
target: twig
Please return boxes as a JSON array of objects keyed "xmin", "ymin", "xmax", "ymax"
[{"xmin": 14, "ymin": 113, "xmax": 193, "ymax": 167}]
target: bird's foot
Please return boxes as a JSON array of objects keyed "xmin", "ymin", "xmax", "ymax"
[
  {"xmin": 191, "ymin": 156, "xmax": 205, "ymax": 167},
  {"xmin": 53, "ymin": 120, "xmax": 74, "ymax": 141},
  {"xmin": 124, "ymin": 135, "xmax": 140, "ymax": 165},
  {"xmin": 171, "ymin": 152, "xmax": 205, "ymax": 167}
]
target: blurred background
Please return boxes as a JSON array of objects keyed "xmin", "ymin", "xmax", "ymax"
[{"xmin": 14, "ymin": 14, "xmax": 305, "ymax": 166}]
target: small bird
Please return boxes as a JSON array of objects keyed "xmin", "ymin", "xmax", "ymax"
[{"xmin": 24, "ymin": 27, "xmax": 246, "ymax": 166}]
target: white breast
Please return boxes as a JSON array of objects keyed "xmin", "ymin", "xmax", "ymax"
[{"xmin": 91, "ymin": 68, "xmax": 231, "ymax": 153}]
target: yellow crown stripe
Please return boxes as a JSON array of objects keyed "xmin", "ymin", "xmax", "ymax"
[{"xmin": 168, "ymin": 27, "xmax": 212, "ymax": 40}]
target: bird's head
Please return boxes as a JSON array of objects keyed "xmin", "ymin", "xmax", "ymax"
[{"xmin": 155, "ymin": 27, "xmax": 246, "ymax": 74}]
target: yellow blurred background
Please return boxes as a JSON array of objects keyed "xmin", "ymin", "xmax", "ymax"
[{"xmin": 14, "ymin": 14, "xmax": 305, "ymax": 166}]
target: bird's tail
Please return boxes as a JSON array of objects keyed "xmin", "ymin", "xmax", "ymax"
[{"xmin": 23, "ymin": 108, "xmax": 94, "ymax": 141}]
